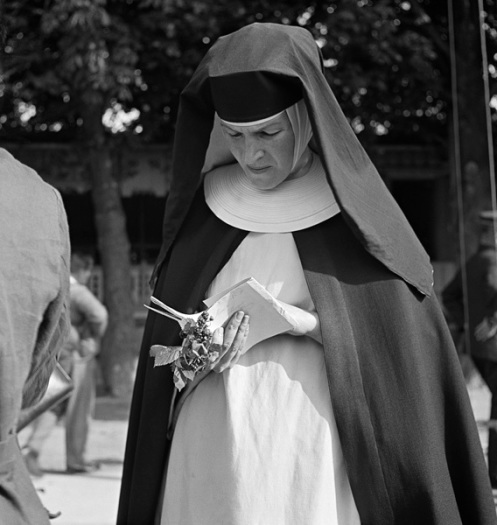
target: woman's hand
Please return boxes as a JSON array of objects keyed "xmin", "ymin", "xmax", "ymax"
[
  {"xmin": 278, "ymin": 302, "xmax": 322, "ymax": 344},
  {"xmin": 210, "ymin": 311, "xmax": 250, "ymax": 373}
]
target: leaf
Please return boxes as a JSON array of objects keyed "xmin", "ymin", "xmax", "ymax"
[
  {"xmin": 182, "ymin": 369, "xmax": 196, "ymax": 381},
  {"xmin": 150, "ymin": 344, "xmax": 182, "ymax": 366},
  {"xmin": 173, "ymin": 368, "xmax": 187, "ymax": 391}
]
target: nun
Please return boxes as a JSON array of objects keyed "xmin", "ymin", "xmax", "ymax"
[{"xmin": 118, "ymin": 23, "xmax": 497, "ymax": 525}]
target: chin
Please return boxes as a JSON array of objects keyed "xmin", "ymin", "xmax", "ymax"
[{"xmin": 244, "ymin": 172, "xmax": 286, "ymax": 191}]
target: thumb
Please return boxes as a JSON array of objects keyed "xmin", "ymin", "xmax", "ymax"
[{"xmin": 211, "ymin": 327, "xmax": 224, "ymax": 347}]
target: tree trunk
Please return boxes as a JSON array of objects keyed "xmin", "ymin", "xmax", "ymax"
[
  {"xmin": 82, "ymin": 100, "xmax": 137, "ymax": 397},
  {"xmin": 452, "ymin": 0, "xmax": 493, "ymax": 257}
]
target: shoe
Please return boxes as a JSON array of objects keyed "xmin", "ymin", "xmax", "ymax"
[
  {"xmin": 66, "ymin": 460, "xmax": 101, "ymax": 474},
  {"xmin": 44, "ymin": 507, "xmax": 61, "ymax": 519},
  {"xmin": 23, "ymin": 450, "xmax": 43, "ymax": 477}
]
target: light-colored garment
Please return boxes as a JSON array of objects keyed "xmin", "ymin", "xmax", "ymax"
[
  {"xmin": 65, "ymin": 276, "xmax": 108, "ymax": 468},
  {"xmin": 69, "ymin": 276, "xmax": 108, "ymax": 346},
  {"xmin": 65, "ymin": 353, "xmax": 97, "ymax": 468},
  {"xmin": 161, "ymin": 232, "xmax": 360, "ymax": 525},
  {"xmin": 23, "ymin": 276, "xmax": 108, "ymax": 470},
  {"xmin": 0, "ymin": 147, "xmax": 70, "ymax": 524},
  {"xmin": 204, "ymin": 153, "xmax": 339, "ymax": 233}
]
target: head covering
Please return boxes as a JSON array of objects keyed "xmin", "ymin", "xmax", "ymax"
[
  {"xmin": 152, "ymin": 23, "xmax": 433, "ymax": 296},
  {"xmin": 219, "ymin": 111, "xmax": 285, "ymax": 127},
  {"xmin": 286, "ymin": 99, "xmax": 313, "ymax": 171},
  {"xmin": 210, "ymin": 71, "xmax": 302, "ymax": 123},
  {"xmin": 218, "ymin": 99, "xmax": 312, "ymax": 172},
  {"xmin": 205, "ymin": 99, "xmax": 331, "ymax": 231}
]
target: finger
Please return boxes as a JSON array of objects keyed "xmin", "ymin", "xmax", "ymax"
[
  {"xmin": 222, "ymin": 328, "xmax": 248, "ymax": 369},
  {"xmin": 208, "ymin": 327, "xmax": 226, "ymax": 368},
  {"xmin": 213, "ymin": 316, "xmax": 249, "ymax": 373},
  {"xmin": 215, "ymin": 315, "xmax": 250, "ymax": 373},
  {"xmin": 211, "ymin": 327, "xmax": 223, "ymax": 347},
  {"xmin": 231, "ymin": 314, "xmax": 250, "ymax": 354},
  {"xmin": 221, "ymin": 311, "xmax": 245, "ymax": 350},
  {"xmin": 213, "ymin": 340, "xmax": 239, "ymax": 372}
]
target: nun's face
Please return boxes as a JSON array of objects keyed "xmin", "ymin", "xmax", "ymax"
[{"xmin": 220, "ymin": 113, "xmax": 295, "ymax": 190}]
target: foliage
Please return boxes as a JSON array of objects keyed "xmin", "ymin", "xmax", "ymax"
[
  {"xmin": 2, "ymin": 0, "xmax": 156, "ymax": 141},
  {"xmin": 2, "ymin": 0, "xmax": 497, "ymax": 391},
  {"xmin": 2, "ymin": 0, "xmax": 492, "ymax": 147},
  {"xmin": 311, "ymin": 1, "xmax": 446, "ymax": 142}
]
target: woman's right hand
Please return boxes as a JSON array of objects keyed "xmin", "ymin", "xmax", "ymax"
[{"xmin": 209, "ymin": 311, "xmax": 250, "ymax": 373}]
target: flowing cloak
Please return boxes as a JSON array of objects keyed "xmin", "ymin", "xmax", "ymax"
[
  {"xmin": 117, "ymin": 23, "xmax": 497, "ymax": 524},
  {"xmin": 117, "ymin": 194, "xmax": 496, "ymax": 525}
]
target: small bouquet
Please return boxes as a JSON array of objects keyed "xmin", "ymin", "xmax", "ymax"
[
  {"xmin": 146, "ymin": 277, "xmax": 294, "ymax": 391},
  {"xmin": 147, "ymin": 298, "xmax": 220, "ymax": 391}
]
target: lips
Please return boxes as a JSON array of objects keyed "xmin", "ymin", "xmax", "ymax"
[{"xmin": 247, "ymin": 166, "xmax": 270, "ymax": 173}]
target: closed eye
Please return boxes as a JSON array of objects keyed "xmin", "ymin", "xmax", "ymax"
[{"xmin": 259, "ymin": 130, "xmax": 280, "ymax": 137}]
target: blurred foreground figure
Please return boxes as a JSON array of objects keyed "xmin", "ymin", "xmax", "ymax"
[
  {"xmin": 443, "ymin": 210, "xmax": 497, "ymax": 489},
  {"xmin": 0, "ymin": 148, "xmax": 70, "ymax": 524},
  {"xmin": 23, "ymin": 253, "xmax": 108, "ymax": 475},
  {"xmin": 118, "ymin": 23, "xmax": 497, "ymax": 525}
]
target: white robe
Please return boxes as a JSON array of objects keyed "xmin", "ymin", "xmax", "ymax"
[{"xmin": 161, "ymin": 232, "xmax": 360, "ymax": 525}]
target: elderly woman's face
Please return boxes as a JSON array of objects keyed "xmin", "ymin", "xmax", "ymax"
[{"xmin": 220, "ymin": 112, "xmax": 295, "ymax": 190}]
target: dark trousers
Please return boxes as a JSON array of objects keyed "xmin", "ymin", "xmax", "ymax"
[{"xmin": 473, "ymin": 357, "xmax": 497, "ymax": 483}]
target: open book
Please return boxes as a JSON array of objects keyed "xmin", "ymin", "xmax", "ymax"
[{"xmin": 146, "ymin": 277, "xmax": 294, "ymax": 351}]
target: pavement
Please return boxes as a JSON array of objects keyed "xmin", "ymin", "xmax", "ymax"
[
  {"xmin": 15, "ymin": 383, "xmax": 497, "ymax": 525},
  {"xmin": 17, "ymin": 397, "xmax": 131, "ymax": 525}
]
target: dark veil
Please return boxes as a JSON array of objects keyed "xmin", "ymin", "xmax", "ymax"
[{"xmin": 152, "ymin": 23, "xmax": 433, "ymax": 297}]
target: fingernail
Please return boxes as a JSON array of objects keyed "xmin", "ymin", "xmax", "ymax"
[
  {"xmin": 236, "ymin": 311, "xmax": 244, "ymax": 320},
  {"xmin": 243, "ymin": 315, "xmax": 250, "ymax": 324}
]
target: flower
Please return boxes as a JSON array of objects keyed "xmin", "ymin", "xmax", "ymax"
[{"xmin": 150, "ymin": 311, "xmax": 219, "ymax": 391}]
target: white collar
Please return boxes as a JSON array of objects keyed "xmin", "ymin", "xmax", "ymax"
[{"xmin": 204, "ymin": 154, "xmax": 340, "ymax": 233}]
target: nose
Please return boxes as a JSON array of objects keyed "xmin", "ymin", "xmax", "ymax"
[{"xmin": 243, "ymin": 138, "xmax": 264, "ymax": 165}]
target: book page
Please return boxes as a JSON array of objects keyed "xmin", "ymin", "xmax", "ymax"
[{"xmin": 203, "ymin": 277, "xmax": 294, "ymax": 351}]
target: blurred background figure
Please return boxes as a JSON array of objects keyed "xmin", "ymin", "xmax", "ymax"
[
  {"xmin": 443, "ymin": 210, "xmax": 497, "ymax": 488},
  {"xmin": 23, "ymin": 252, "xmax": 108, "ymax": 476},
  {"xmin": 0, "ymin": 146, "xmax": 70, "ymax": 524}
]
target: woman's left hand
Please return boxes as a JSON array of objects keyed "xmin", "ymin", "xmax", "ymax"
[
  {"xmin": 278, "ymin": 302, "xmax": 322, "ymax": 344},
  {"xmin": 209, "ymin": 311, "xmax": 250, "ymax": 373}
]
